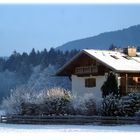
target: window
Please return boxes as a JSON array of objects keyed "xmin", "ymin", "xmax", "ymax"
[
  {"xmin": 85, "ymin": 78, "xmax": 96, "ymax": 87},
  {"xmin": 122, "ymin": 56, "xmax": 131, "ymax": 60},
  {"xmin": 128, "ymin": 77, "xmax": 140, "ymax": 86},
  {"xmin": 110, "ymin": 55, "xmax": 119, "ymax": 59}
]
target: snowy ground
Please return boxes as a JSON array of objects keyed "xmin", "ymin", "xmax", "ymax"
[
  {"xmin": 0, "ymin": 123, "xmax": 140, "ymax": 140},
  {"xmin": 0, "ymin": 110, "xmax": 140, "ymax": 140}
]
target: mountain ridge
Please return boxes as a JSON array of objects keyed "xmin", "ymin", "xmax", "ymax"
[{"xmin": 56, "ymin": 24, "xmax": 140, "ymax": 51}]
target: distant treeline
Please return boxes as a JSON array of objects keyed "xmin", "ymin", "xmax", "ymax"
[
  {"xmin": 1, "ymin": 44, "xmax": 140, "ymax": 80},
  {"xmin": 0, "ymin": 48, "xmax": 79, "ymax": 103},
  {"xmin": 0, "ymin": 48, "xmax": 79, "ymax": 79}
]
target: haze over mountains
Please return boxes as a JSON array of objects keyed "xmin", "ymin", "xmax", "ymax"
[{"xmin": 57, "ymin": 25, "xmax": 140, "ymax": 51}]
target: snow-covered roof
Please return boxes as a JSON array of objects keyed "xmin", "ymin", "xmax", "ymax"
[
  {"xmin": 84, "ymin": 49, "xmax": 140, "ymax": 72},
  {"xmin": 56, "ymin": 49, "xmax": 140, "ymax": 76}
]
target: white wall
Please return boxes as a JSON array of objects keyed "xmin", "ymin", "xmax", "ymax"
[{"xmin": 72, "ymin": 75, "xmax": 106, "ymax": 98}]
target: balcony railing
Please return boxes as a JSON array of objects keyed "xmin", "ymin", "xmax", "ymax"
[
  {"xmin": 127, "ymin": 85, "xmax": 140, "ymax": 93},
  {"xmin": 75, "ymin": 66, "xmax": 98, "ymax": 75}
]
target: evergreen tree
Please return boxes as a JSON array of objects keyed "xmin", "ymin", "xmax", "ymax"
[
  {"xmin": 29, "ymin": 48, "xmax": 37, "ymax": 66},
  {"xmin": 48, "ymin": 48, "xmax": 57, "ymax": 65},
  {"xmin": 21, "ymin": 52, "xmax": 29, "ymax": 65},
  {"xmin": 40, "ymin": 49, "xmax": 49, "ymax": 68},
  {"xmin": 4, "ymin": 50, "xmax": 22, "ymax": 72},
  {"xmin": 101, "ymin": 72, "xmax": 119, "ymax": 98},
  {"xmin": 0, "ymin": 58, "xmax": 5, "ymax": 71}
]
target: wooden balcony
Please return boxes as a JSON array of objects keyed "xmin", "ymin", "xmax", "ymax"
[
  {"xmin": 75, "ymin": 66, "xmax": 98, "ymax": 75},
  {"xmin": 127, "ymin": 85, "xmax": 140, "ymax": 93}
]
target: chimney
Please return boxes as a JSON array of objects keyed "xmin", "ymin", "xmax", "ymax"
[{"xmin": 123, "ymin": 46, "xmax": 137, "ymax": 57}]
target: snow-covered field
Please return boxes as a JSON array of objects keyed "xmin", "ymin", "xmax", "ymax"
[
  {"xmin": 0, "ymin": 123, "xmax": 140, "ymax": 140},
  {"xmin": 0, "ymin": 110, "xmax": 140, "ymax": 140}
]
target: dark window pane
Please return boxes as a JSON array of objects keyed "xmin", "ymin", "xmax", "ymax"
[{"xmin": 85, "ymin": 78, "xmax": 96, "ymax": 87}]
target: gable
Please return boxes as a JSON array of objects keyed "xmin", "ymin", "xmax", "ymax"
[{"xmin": 56, "ymin": 50, "xmax": 111, "ymax": 76}]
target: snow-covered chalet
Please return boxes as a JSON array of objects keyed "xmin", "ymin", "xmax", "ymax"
[{"xmin": 56, "ymin": 47, "xmax": 140, "ymax": 98}]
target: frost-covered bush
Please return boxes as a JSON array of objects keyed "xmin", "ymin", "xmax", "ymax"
[
  {"xmin": 135, "ymin": 110, "xmax": 140, "ymax": 117},
  {"xmin": 1, "ymin": 87, "xmax": 37, "ymax": 115},
  {"xmin": 21, "ymin": 87, "xmax": 72, "ymax": 116},
  {"xmin": 71, "ymin": 93, "xmax": 101, "ymax": 115},
  {"xmin": 118, "ymin": 93, "xmax": 140, "ymax": 117},
  {"xmin": 71, "ymin": 95, "xmax": 88, "ymax": 115},
  {"xmin": 2, "ymin": 87, "xmax": 72, "ymax": 115},
  {"xmin": 101, "ymin": 94, "xmax": 119, "ymax": 116},
  {"xmin": 40, "ymin": 88, "xmax": 72, "ymax": 115},
  {"xmin": 2, "ymin": 87, "xmax": 101, "ymax": 116},
  {"xmin": 101, "ymin": 93, "xmax": 140, "ymax": 117}
]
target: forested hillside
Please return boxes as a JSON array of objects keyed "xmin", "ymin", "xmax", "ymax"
[
  {"xmin": 0, "ymin": 48, "xmax": 79, "ymax": 102},
  {"xmin": 57, "ymin": 25, "xmax": 140, "ymax": 51}
]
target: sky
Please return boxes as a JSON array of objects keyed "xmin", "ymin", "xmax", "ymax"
[{"xmin": 1, "ymin": 4, "xmax": 140, "ymax": 56}]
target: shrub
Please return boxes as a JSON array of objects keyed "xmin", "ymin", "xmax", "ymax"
[
  {"xmin": 118, "ymin": 93, "xmax": 140, "ymax": 117},
  {"xmin": 1, "ymin": 87, "xmax": 35, "ymax": 115},
  {"xmin": 101, "ymin": 94, "xmax": 119, "ymax": 116},
  {"xmin": 101, "ymin": 93, "xmax": 140, "ymax": 117},
  {"xmin": 43, "ymin": 88, "xmax": 72, "ymax": 115},
  {"xmin": 21, "ymin": 103, "xmax": 39, "ymax": 115},
  {"xmin": 71, "ymin": 93, "xmax": 98, "ymax": 116},
  {"xmin": 20, "ymin": 87, "xmax": 72, "ymax": 116},
  {"xmin": 1, "ymin": 87, "xmax": 100, "ymax": 116}
]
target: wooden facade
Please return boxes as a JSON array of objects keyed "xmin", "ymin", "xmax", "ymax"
[{"xmin": 57, "ymin": 52, "xmax": 110, "ymax": 76}]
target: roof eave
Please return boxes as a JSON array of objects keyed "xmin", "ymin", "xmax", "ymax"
[{"xmin": 116, "ymin": 70, "xmax": 140, "ymax": 73}]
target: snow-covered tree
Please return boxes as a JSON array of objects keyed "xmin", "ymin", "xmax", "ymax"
[
  {"xmin": 1, "ymin": 87, "xmax": 72, "ymax": 115},
  {"xmin": 20, "ymin": 87, "xmax": 73, "ymax": 116},
  {"xmin": 0, "ymin": 70, "xmax": 23, "ymax": 102},
  {"xmin": 71, "ymin": 93, "xmax": 101, "ymax": 115},
  {"xmin": 41, "ymin": 88, "xmax": 72, "ymax": 115},
  {"xmin": 1, "ymin": 86, "xmax": 37, "ymax": 114},
  {"xmin": 27, "ymin": 64, "xmax": 71, "ymax": 92}
]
